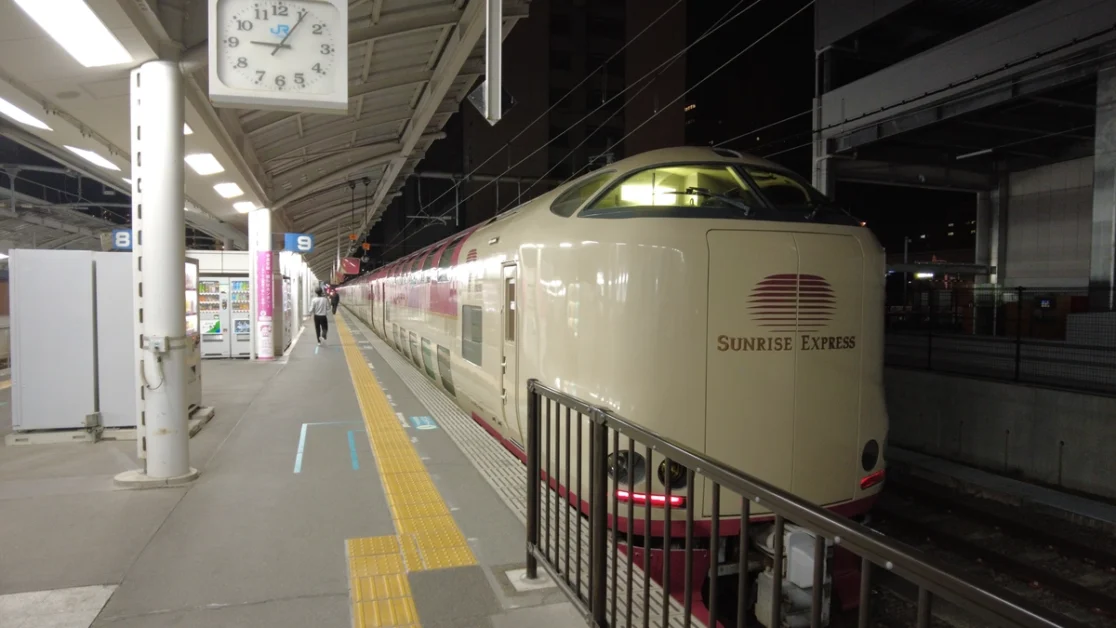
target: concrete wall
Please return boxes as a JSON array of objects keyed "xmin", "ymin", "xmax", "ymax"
[
  {"xmin": 1004, "ymin": 157, "xmax": 1093, "ymax": 288},
  {"xmin": 885, "ymin": 367, "xmax": 1116, "ymax": 500}
]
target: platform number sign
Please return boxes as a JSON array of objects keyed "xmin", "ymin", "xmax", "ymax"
[
  {"xmin": 111, "ymin": 229, "xmax": 133, "ymax": 251},
  {"xmin": 284, "ymin": 232, "xmax": 314, "ymax": 253}
]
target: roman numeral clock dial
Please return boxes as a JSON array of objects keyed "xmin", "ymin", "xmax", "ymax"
[{"xmin": 209, "ymin": 0, "xmax": 348, "ymax": 112}]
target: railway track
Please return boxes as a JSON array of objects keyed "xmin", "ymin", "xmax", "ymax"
[{"xmin": 870, "ymin": 480, "xmax": 1116, "ymax": 628}]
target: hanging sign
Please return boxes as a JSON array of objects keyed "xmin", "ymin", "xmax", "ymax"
[
  {"xmin": 340, "ymin": 257, "xmax": 360, "ymax": 275},
  {"xmin": 283, "ymin": 232, "xmax": 314, "ymax": 253},
  {"xmin": 361, "ymin": 242, "xmax": 371, "ymax": 251}
]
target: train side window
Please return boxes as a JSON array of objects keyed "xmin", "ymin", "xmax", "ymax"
[
  {"xmin": 422, "ymin": 251, "xmax": 436, "ymax": 271},
  {"xmin": 585, "ymin": 164, "xmax": 761, "ymax": 213},
  {"xmin": 462, "ymin": 305, "xmax": 483, "ymax": 366},
  {"xmin": 420, "ymin": 338, "xmax": 436, "ymax": 380},
  {"xmin": 438, "ymin": 236, "xmax": 462, "ymax": 281},
  {"xmin": 437, "ymin": 345, "xmax": 456, "ymax": 396},
  {"xmin": 504, "ymin": 278, "xmax": 516, "ymax": 342},
  {"xmin": 409, "ymin": 332, "xmax": 421, "ymax": 368},
  {"xmin": 550, "ymin": 171, "xmax": 614, "ymax": 217}
]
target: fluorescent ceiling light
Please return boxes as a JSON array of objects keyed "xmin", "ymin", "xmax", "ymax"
[
  {"xmin": 65, "ymin": 145, "xmax": 120, "ymax": 171},
  {"xmin": 0, "ymin": 253, "xmax": 9, "ymax": 261},
  {"xmin": 214, "ymin": 182, "xmax": 244, "ymax": 198},
  {"xmin": 233, "ymin": 201, "xmax": 257, "ymax": 213},
  {"xmin": 13, "ymin": 0, "xmax": 132, "ymax": 68},
  {"xmin": 122, "ymin": 177, "xmax": 132, "ymax": 185},
  {"xmin": 185, "ymin": 153, "xmax": 224, "ymax": 175},
  {"xmin": 184, "ymin": 124, "xmax": 193, "ymax": 135},
  {"xmin": 0, "ymin": 96, "xmax": 51, "ymax": 130}
]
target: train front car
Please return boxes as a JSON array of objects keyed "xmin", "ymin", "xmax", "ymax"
[{"xmin": 522, "ymin": 147, "xmax": 887, "ymax": 622}]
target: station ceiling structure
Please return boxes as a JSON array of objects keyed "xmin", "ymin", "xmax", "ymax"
[
  {"xmin": 0, "ymin": 0, "xmax": 527, "ymax": 277},
  {"xmin": 814, "ymin": 0, "xmax": 1101, "ymax": 192}
]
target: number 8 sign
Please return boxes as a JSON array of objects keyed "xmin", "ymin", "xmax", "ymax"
[
  {"xmin": 284, "ymin": 232, "xmax": 314, "ymax": 253},
  {"xmin": 111, "ymin": 229, "xmax": 133, "ymax": 251}
]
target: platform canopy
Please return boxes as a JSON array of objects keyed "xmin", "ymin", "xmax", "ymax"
[{"xmin": 0, "ymin": 0, "xmax": 527, "ymax": 272}]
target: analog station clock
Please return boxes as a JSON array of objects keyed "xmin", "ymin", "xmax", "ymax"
[{"xmin": 207, "ymin": 0, "xmax": 349, "ymax": 113}]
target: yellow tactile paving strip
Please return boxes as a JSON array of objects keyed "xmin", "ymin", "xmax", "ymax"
[{"xmin": 336, "ymin": 316, "xmax": 477, "ymax": 628}]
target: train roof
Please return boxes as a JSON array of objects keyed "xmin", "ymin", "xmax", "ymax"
[{"xmin": 343, "ymin": 146, "xmax": 812, "ymax": 283}]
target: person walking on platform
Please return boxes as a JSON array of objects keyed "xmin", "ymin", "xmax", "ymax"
[
  {"xmin": 330, "ymin": 289, "xmax": 340, "ymax": 314},
  {"xmin": 311, "ymin": 287, "xmax": 330, "ymax": 345}
]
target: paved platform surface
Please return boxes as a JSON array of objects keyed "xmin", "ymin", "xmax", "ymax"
[
  {"xmin": 0, "ymin": 313, "xmax": 577, "ymax": 627},
  {"xmin": 888, "ymin": 446, "xmax": 1116, "ymax": 534}
]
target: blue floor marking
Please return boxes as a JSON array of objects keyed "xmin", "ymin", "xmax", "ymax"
[
  {"xmin": 347, "ymin": 430, "xmax": 360, "ymax": 470},
  {"xmin": 294, "ymin": 421, "xmax": 363, "ymax": 473},
  {"xmin": 409, "ymin": 415, "xmax": 438, "ymax": 430},
  {"xmin": 293, "ymin": 423, "xmax": 309, "ymax": 473}
]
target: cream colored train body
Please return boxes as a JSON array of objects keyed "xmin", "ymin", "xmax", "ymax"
[{"xmin": 339, "ymin": 145, "xmax": 887, "ymax": 544}]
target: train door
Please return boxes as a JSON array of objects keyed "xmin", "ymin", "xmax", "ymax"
[{"xmin": 501, "ymin": 263, "xmax": 519, "ymax": 433}]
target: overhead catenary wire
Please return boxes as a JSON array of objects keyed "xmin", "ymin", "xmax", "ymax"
[
  {"xmin": 370, "ymin": 0, "xmax": 686, "ymax": 253},
  {"xmin": 384, "ymin": 0, "xmax": 772, "ymax": 252},
  {"xmin": 507, "ymin": 1, "xmax": 815, "ymax": 210}
]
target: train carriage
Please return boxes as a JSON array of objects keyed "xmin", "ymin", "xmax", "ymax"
[{"xmin": 339, "ymin": 146, "xmax": 888, "ymax": 622}]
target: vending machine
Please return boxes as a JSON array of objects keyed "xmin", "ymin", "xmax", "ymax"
[
  {"xmin": 199, "ymin": 277, "xmax": 231, "ymax": 358},
  {"xmin": 230, "ymin": 278, "xmax": 252, "ymax": 357}
]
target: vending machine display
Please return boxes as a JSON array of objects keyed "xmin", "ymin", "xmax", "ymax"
[
  {"xmin": 199, "ymin": 277, "xmax": 231, "ymax": 358},
  {"xmin": 230, "ymin": 278, "xmax": 252, "ymax": 357}
]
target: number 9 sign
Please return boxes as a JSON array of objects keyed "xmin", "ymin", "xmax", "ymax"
[{"xmin": 284, "ymin": 233, "xmax": 314, "ymax": 253}]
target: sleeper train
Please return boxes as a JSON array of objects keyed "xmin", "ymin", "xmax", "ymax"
[{"xmin": 339, "ymin": 146, "xmax": 888, "ymax": 623}]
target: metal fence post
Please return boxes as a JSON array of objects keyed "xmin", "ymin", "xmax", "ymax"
[
  {"xmin": 589, "ymin": 410, "xmax": 609, "ymax": 627},
  {"xmin": 526, "ymin": 380, "xmax": 541, "ymax": 580},
  {"xmin": 927, "ymin": 289, "xmax": 935, "ymax": 369},
  {"xmin": 1014, "ymin": 287, "xmax": 1023, "ymax": 382}
]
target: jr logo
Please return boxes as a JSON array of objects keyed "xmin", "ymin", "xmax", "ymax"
[{"xmin": 270, "ymin": 24, "xmax": 290, "ymax": 36}]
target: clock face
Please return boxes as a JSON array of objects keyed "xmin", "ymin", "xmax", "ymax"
[{"xmin": 215, "ymin": 0, "xmax": 340, "ymax": 95}]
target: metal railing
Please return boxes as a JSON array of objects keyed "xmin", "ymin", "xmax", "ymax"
[
  {"xmin": 524, "ymin": 379, "xmax": 1079, "ymax": 628},
  {"xmin": 886, "ymin": 286, "xmax": 1116, "ymax": 394}
]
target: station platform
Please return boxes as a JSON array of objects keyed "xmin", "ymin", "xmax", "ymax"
[
  {"xmin": 0, "ymin": 312, "xmax": 580, "ymax": 628},
  {"xmin": 887, "ymin": 446, "xmax": 1116, "ymax": 535}
]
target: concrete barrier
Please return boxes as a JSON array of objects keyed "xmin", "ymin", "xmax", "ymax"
[{"xmin": 885, "ymin": 367, "xmax": 1116, "ymax": 501}]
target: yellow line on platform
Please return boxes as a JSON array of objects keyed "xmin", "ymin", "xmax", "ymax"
[{"xmin": 336, "ymin": 316, "xmax": 476, "ymax": 628}]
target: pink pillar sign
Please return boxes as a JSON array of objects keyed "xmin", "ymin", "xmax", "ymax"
[{"xmin": 256, "ymin": 251, "xmax": 274, "ymax": 359}]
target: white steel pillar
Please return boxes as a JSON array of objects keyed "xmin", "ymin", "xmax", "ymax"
[
  {"xmin": 116, "ymin": 60, "xmax": 197, "ymax": 487},
  {"xmin": 249, "ymin": 208, "xmax": 274, "ymax": 360}
]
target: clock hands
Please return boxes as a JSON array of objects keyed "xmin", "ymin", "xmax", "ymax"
[
  {"xmin": 271, "ymin": 10, "xmax": 308, "ymax": 56},
  {"xmin": 251, "ymin": 41, "xmax": 290, "ymax": 49}
]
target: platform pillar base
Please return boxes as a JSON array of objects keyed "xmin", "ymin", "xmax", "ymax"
[{"xmin": 114, "ymin": 467, "xmax": 199, "ymax": 489}]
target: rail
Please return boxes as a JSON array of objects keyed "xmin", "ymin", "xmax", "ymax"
[{"xmin": 524, "ymin": 379, "xmax": 1080, "ymax": 628}]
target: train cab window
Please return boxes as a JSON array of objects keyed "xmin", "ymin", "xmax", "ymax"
[
  {"xmin": 550, "ymin": 171, "xmax": 614, "ymax": 217},
  {"xmin": 583, "ymin": 165, "xmax": 761, "ymax": 216},
  {"xmin": 462, "ymin": 305, "xmax": 483, "ymax": 366}
]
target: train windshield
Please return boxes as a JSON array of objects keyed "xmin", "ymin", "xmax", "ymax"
[
  {"xmin": 581, "ymin": 162, "xmax": 856, "ymax": 224},
  {"xmin": 739, "ymin": 166, "xmax": 829, "ymax": 211},
  {"xmin": 586, "ymin": 165, "xmax": 762, "ymax": 211}
]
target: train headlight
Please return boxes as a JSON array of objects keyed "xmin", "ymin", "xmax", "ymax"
[
  {"xmin": 607, "ymin": 451, "xmax": 645, "ymax": 486},
  {"xmin": 657, "ymin": 460, "xmax": 688, "ymax": 490},
  {"xmin": 861, "ymin": 439, "xmax": 880, "ymax": 472}
]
